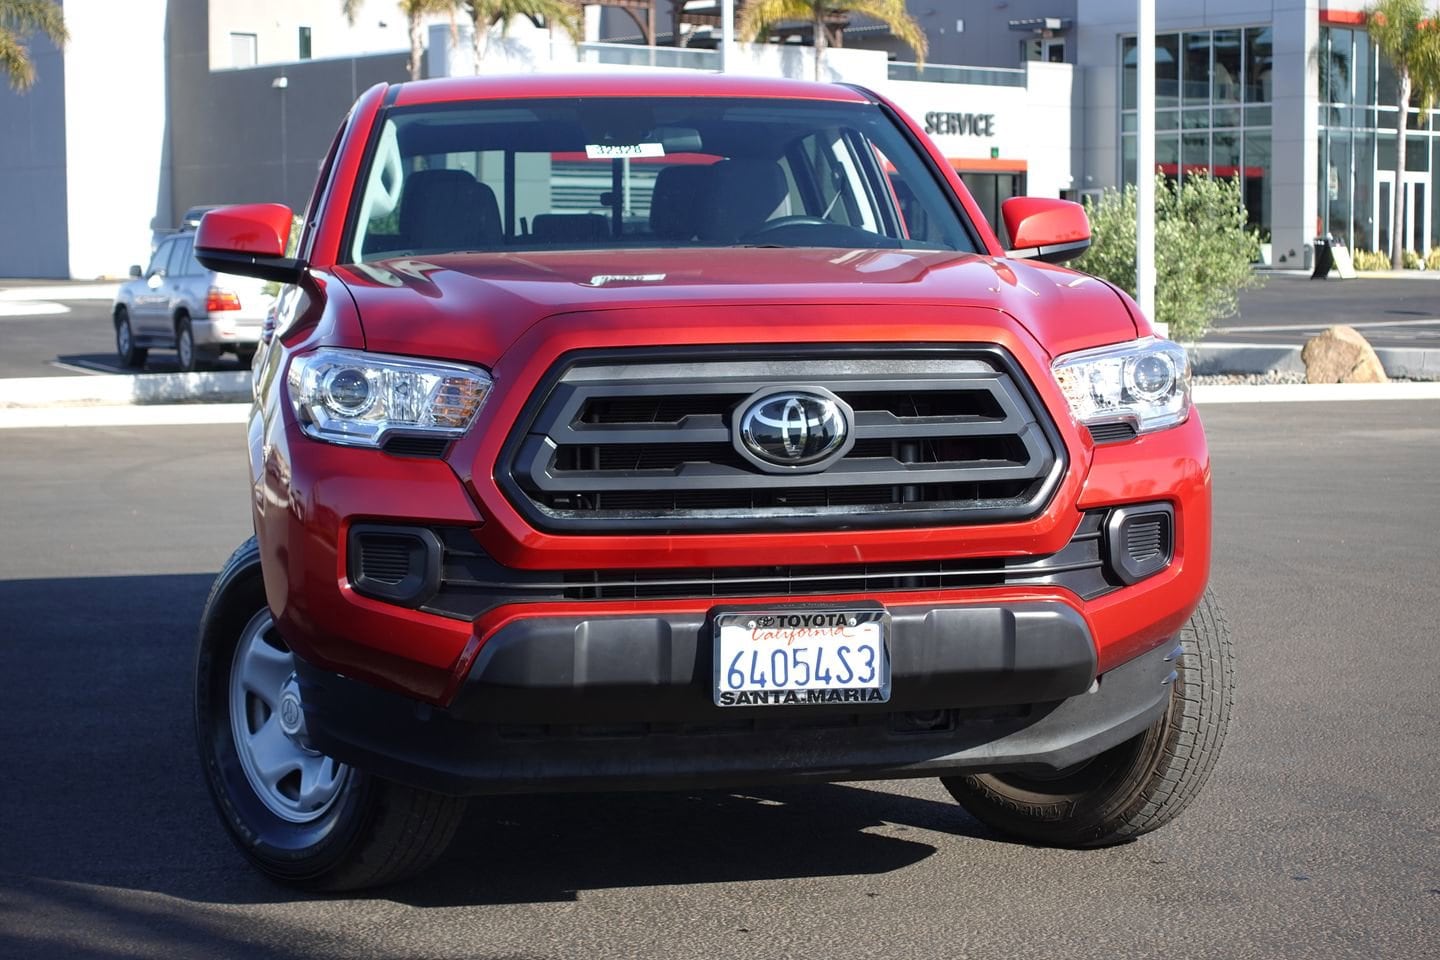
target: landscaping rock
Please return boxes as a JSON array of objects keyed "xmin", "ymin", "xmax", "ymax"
[{"xmin": 1301, "ymin": 325, "xmax": 1389, "ymax": 383}]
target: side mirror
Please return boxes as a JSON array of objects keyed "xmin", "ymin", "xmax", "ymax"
[
  {"xmin": 1002, "ymin": 197, "xmax": 1091, "ymax": 264},
  {"xmin": 193, "ymin": 203, "xmax": 303, "ymax": 283},
  {"xmin": 128, "ymin": 264, "xmax": 143, "ymax": 278}
]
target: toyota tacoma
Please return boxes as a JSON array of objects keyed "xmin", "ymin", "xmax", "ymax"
[{"xmin": 192, "ymin": 74, "xmax": 1233, "ymax": 891}]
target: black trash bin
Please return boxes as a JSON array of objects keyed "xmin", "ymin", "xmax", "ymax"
[{"xmin": 1311, "ymin": 235, "xmax": 1334, "ymax": 279}]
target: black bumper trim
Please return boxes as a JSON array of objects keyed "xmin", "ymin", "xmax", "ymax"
[{"xmin": 295, "ymin": 602, "xmax": 1175, "ymax": 796}]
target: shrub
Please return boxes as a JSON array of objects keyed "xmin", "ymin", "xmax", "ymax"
[
  {"xmin": 1427, "ymin": 247, "xmax": 1440, "ymax": 270},
  {"xmin": 1072, "ymin": 174, "xmax": 1262, "ymax": 342},
  {"xmin": 1351, "ymin": 248, "xmax": 1393, "ymax": 271},
  {"xmin": 1402, "ymin": 248, "xmax": 1424, "ymax": 270}
]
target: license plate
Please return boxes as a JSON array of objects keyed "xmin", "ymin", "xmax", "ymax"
[{"xmin": 713, "ymin": 608, "xmax": 890, "ymax": 707}]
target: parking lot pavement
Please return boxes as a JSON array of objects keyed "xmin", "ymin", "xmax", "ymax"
[
  {"xmin": 0, "ymin": 402, "xmax": 1437, "ymax": 959},
  {"xmin": 0, "ymin": 299, "xmax": 249, "ymax": 379},
  {"xmin": 1217, "ymin": 273, "xmax": 1440, "ymax": 349}
]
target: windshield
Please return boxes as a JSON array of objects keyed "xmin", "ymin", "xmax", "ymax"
[{"xmin": 345, "ymin": 97, "xmax": 978, "ymax": 262}]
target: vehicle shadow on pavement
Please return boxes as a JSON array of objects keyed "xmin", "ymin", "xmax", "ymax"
[
  {"xmin": 395, "ymin": 783, "xmax": 995, "ymax": 908},
  {"xmin": 0, "ymin": 573, "xmax": 993, "ymax": 922},
  {"xmin": 55, "ymin": 352, "xmax": 248, "ymax": 375}
]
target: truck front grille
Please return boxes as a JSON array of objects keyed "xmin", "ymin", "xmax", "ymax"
[{"xmin": 498, "ymin": 347, "xmax": 1065, "ymax": 533}]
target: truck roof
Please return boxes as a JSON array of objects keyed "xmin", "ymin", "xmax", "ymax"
[{"xmin": 389, "ymin": 72, "xmax": 874, "ymax": 108}]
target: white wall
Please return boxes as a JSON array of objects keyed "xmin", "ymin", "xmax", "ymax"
[
  {"xmin": 880, "ymin": 62, "xmax": 1076, "ymax": 199},
  {"xmin": 63, "ymin": 0, "xmax": 169, "ymax": 278},
  {"xmin": 430, "ymin": 22, "xmax": 887, "ymax": 84},
  {"xmin": 209, "ymin": 0, "xmax": 452, "ymax": 69}
]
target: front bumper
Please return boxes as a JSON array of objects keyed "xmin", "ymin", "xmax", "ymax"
[{"xmin": 294, "ymin": 600, "xmax": 1178, "ymax": 796}]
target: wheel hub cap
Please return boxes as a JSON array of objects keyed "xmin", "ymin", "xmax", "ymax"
[{"xmin": 228, "ymin": 610, "xmax": 350, "ymax": 823}]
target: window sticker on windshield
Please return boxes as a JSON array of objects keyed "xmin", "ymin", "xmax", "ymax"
[{"xmin": 584, "ymin": 143, "xmax": 666, "ymax": 160}]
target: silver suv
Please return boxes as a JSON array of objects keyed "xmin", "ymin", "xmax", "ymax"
[{"xmin": 113, "ymin": 232, "xmax": 271, "ymax": 371}]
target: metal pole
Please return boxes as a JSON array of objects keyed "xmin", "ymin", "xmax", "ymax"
[
  {"xmin": 721, "ymin": 0, "xmax": 735, "ymax": 73},
  {"xmin": 1136, "ymin": 0, "xmax": 1156, "ymax": 327}
]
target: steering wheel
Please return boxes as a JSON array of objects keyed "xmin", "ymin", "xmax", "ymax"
[{"xmin": 742, "ymin": 215, "xmax": 832, "ymax": 239}]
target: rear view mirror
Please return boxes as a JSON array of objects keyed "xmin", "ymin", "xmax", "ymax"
[
  {"xmin": 193, "ymin": 203, "xmax": 303, "ymax": 284},
  {"xmin": 1002, "ymin": 198, "xmax": 1091, "ymax": 264},
  {"xmin": 129, "ymin": 264, "xmax": 142, "ymax": 278}
]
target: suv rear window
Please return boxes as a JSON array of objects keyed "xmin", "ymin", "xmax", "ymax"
[{"xmin": 346, "ymin": 97, "xmax": 977, "ymax": 261}]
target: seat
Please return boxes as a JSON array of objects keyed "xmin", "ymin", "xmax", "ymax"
[
  {"xmin": 398, "ymin": 169, "xmax": 503, "ymax": 252},
  {"xmin": 698, "ymin": 159, "xmax": 789, "ymax": 243},
  {"xmin": 648, "ymin": 165, "xmax": 714, "ymax": 242},
  {"xmin": 530, "ymin": 213, "xmax": 611, "ymax": 244}
]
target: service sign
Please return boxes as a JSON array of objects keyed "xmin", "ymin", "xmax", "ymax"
[{"xmin": 713, "ymin": 609, "xmax": 891, "ymax": 707}]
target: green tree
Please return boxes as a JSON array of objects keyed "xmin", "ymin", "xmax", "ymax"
[
  {"xmin": 343, "ymin": 0, "xmax": 458, "ymax": 82},
  {"xmin": 463, "ymin": 0, "xmax": 582, "ymax": 71},
  {"xmin": 1365, "ymin": 0, "xmax": 1440, "ymax": 267},
  {"xmin": 739, "ymin": 0, "xmax": 925, "ymax": 80},
  {"xmin": 1073, "ymin": 174, "xmax": 1262, "ymax": 342},
  {"xmin": 0, "ymin": 0, "xmax": 67, "ymax": 92}
]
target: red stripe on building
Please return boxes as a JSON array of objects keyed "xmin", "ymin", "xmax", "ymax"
[
  {"xmin": 949, "ymin": 157, "xmax": 1029, "ymax": 173},
  {"xmin": 1320, "ymin": 9, "xmax": 1367, "ymax": 26}
]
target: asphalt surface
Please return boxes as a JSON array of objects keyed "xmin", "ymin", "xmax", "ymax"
[
  {"xmin": 0, "ymin": 299, "xmax": 248, "ymax": 378},
  {"xmin": 1215, "ymin": 272, "xmax": 1440, "ymax": 348},
  {"xmin": 1, "ymin": 402, "xmax": 1438, "ymax": 959}
]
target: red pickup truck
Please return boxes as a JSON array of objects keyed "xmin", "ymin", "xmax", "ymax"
[{"xmin": 192, "ymin": 73, "xmax": 1232, "ymax": 891}]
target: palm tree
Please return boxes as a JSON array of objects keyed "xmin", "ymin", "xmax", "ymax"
[
  {"xmin": 463, "ymin": 0, "xmax": 582, "ymax": 71},
  {"xmin": 739, "ymin": 0, "xmax": 925, "ymax": 81},
  {"xmin": 343, "ymin": 0, "xmax": 459, "ymax": 82},
  {"xmin": 0, "ymin": 0, "xmax": 67, "ymax": 92},
  {"xmin": 1365, "ymin": 0, "xmax": 1440, "ymax": 267}
]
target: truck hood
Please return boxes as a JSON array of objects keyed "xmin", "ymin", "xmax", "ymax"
[{"xmin": 333, "ymin": 247, "xmax": 1138, "ymax": 367}]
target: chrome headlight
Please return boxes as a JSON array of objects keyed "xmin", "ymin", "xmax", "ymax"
[
  {"xmin": 1051, "ymin": 337, "xmax": 1191, "ymax": 435},
  {"xmin": 287, "ymin": 347, "xmax": 492, "ymax": 447}
]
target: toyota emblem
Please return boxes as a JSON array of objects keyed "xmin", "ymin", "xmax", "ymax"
[{"xmin": 734, "ymin": 387, "xmax": 855, "ymax": 472}]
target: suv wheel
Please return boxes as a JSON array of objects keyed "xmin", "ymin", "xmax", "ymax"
[
  {"xmin": 176, "ymin": 317, "xmax": 199, "ymax": 372},
  {"xmin": 195, "ymin": 539, "xmax": 467, "ymax": 890},
  {"xmin": 115, "ymin": 307, "xmax": 148, "ymax": 368},
  {"xmin": 942, "ymin": 589, "xmax": 1234, "ymax": 847}
]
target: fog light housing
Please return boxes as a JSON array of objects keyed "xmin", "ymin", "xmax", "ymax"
[
  {"xmin": 1105, "ymin": 504, "xmax": 1174, "ymax": 584},
  {"xmin": 347, "ymin": 524, "xmax": 442, "ymax": 607}
]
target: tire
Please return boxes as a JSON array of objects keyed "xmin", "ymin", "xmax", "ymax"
[
  {"xmin": 942, "ymin": 588, "xmax": 1234, "ymax": 847},
  {"xmin": 236, "ymin": 347, "xmax": 257, "ymax": 370},
  {"xmin": 114, "ymin": 307, "xmax": 148, "ymax": 368},
  {"xmin": 176, "ymin": 316, "xmax": 199, "ymax": 372},
  {"xmin": 194, "ymin": 539, "xmax": 467, "ymax": 891}
]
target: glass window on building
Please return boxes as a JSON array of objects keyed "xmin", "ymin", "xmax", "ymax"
[
  {"xmin": 959, "ymin": 173, "xmax": 1025, "ymax": 236},
  {"xmin": 1023, "ymin": 38, "xmax": 1065, "ymax": 63},
  {"xmin": 230, "ymin": 32, "xmax": 257, "ymax": 68},
  {"xmin": 1213, "ymin": 30, "xmax": 1242, "ymax": 106},
  {"xmin": 299, "ymin": 26, "xmax": 313, "ymax": 61},
  {"xmin": 1183, "ymin": 32, "xmax": 1211, "ymax": 107},
  {"xmin": 1121, "ymin": 28, "xmax": 1271, "ymax": 236},
  {"xmin": 1317, "ymin": 25, "xmax": 1438, "ymax": 253}
]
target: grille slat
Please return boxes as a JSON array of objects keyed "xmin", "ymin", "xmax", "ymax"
[
  {"xmin": 500, "ymin": 351, "xmax": 1063, "ymax": 533},
  {"xmin": 422, "ymin": 513, "xmax": 1115, "ymax": 620}
]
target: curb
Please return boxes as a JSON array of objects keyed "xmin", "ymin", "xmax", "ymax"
[
  {"xmin": 1194, "ymin": 381, "xmax": 1440, "ymax": 403},
  {"xmin": 0, "ymin": 371, "xmax": 251, "ymax": 408},
  {"xmin": 1189, "ymin": 342, "xmax": 1440, "ymax": 380},
  {"xmin": 0, "ymin": 403, "xmax": 252, "ymax": 429}
]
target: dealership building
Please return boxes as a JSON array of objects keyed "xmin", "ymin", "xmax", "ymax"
[{"xmin": 0, "ymin": 0, "xmax": 1430, "ymax": 278}]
